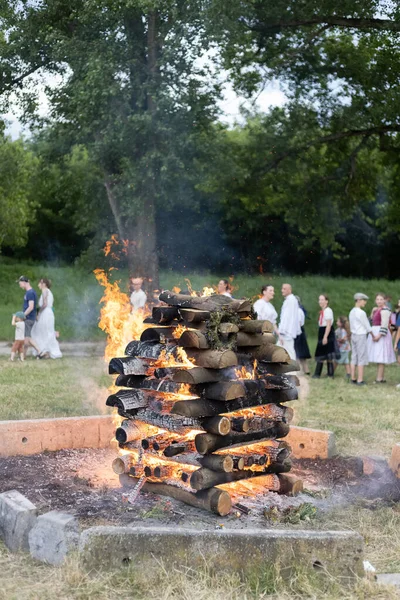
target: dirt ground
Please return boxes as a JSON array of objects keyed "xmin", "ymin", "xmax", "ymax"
[{"xmin": 1, "ymin": 448, "xmax": 399, "ymax": 530}]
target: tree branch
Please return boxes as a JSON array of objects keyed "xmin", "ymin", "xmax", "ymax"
[
  {"xmin": 247, "ymin": 16, "xmax": 400, "ymax": 34},
  {"xmin": 263, "ymin": 125, "xmax": 400, "ymax": 173},
  {"xmin": 0, "ymin": 62, "xmax": 52, "ymax": 94}
]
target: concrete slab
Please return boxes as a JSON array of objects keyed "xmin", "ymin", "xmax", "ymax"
[
  {"xmin": 79, "ymin": 526, "xmax": 364, "ymax": 580},
  {"xmin": 0, "ymin": 415, "xmax": 114, "ymax": 457},
  {"xmin": 389, "ymin": 443, "xmax": 400, "ymax": 478},
  {"xmin": 286, "ymin": 426, "xmax": 337, "ymax": 459},
  {"xmin": 0, "ymin": 490, "xmax": 37, "ymax": 551},
  {"xmin": 29, "ymin": 511, "xmax": 80, "ymax": 566}
]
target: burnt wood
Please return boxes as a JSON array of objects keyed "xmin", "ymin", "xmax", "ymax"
[
  {"xmin": 195, "ymin": 422, "xmax": 290, "ymax": 454},
  {"xmin": 159, "ymin": 290, "xmax": 252, "ymax": 313},
  {"xmin": 108, "ymin": 357, "xmax": 153, "ymax": 376},
  {"xmin": 190, "ymin": 460, "xmax": 291, "ymax": 491},
  {"xmin": 152, "ymin": 306, "xmax": 180, "ymax": 323}
]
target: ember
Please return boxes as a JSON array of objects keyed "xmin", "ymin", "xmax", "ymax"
[{"xmin": 105, "ymin": 288, "xmax": 303, "ymax": 516}]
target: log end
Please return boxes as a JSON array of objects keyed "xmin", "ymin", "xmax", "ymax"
[
  {"xmin": 219, "ymin": 416, "xmax": 231, "ymax": 436},
  {"xmin": 278, "ymin": 474, "xmax": 303, "ymax": 496},
  {"xmin": 208, "ymin": 488, "xmax": 232, "ymax": 516}
]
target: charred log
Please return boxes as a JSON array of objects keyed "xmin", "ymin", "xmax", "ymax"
[
  {"xmin": 152, "ymin": 306, "xmax": 180, "ymax": 323},
  {"xmin": 195, "ymin": 422, "xmax": 290, "ymax": 454},
  {"xmin": 190, "ymin": 460, "xmax": 291, "ymax": 491},
  {"xmin": 159, "ymin": 290, "xmax": 251, "ymax": 313},
  {"xmin": 109, "ymin": 356, "xmax": 152, "ymax": 375}
]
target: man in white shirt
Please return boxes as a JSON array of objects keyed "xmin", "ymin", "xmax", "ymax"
[
  {"xmin": 279, "ymin": 283, "xmax": 301, "ymax": 360},
  {"xmin": 349, "ymin": 293, "xmax": 373, "ymax": 385},
  {"xmin": 130, "ymin": 278, "xmax": 147, "ymax": 311},
  {"xmin": 253, "ymin": 284, "xmax": 279, "ymax": 337}
]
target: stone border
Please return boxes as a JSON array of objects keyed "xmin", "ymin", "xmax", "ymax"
[
  {"xmin": 0, "ymin": 416, "xmax": 336, "ymax": 460},
  {"xmin": 0, "ymin": 488, "xmax": 364, "ymax": 577},
  {"xmin": 389, "ymin": 443, "xmax": 400, "ymax": 478}
]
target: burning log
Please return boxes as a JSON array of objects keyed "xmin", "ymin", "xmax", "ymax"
[
  {"xmin": 241, "ymin": 343, "xmax": 291, "ymax": 363},
  {"xmin": 202, "ymin": 381, "xmax": 246, "ymax": 401},
  {"xmin": 134, "ymin": 408, "xmax": 231, "ymax": 436},
  {"xmin": 120, "ymin": 474, "xmax": 232, "ymax": 516},
  {"xmin": 185, "ymin": 349, "xmax": 238, "ymax": 369},
  {"xmin": 115, "ymin": 375, "xmax": 191, "ymax": 395},
  {"xmin": 172, "ymin": 367, "xmax": 223, "ymax": 384},
  {"xmin": 124, "ymin": 340, "xmax": 174, "ymax": 360},
  {"xmin": 178, "ymin": 330, "xmax": 209, "ymax": 349},
  {"xmin": 190, "ymin": 460, "xmax": 291, "ymax": 491},
  {"xmin": 152, "ymin": 306, "xmax": 180, "ymax": 323},
  {"xmin": 257, "ymin": 360, "xmax": 300, "ymax": 375},
  {"xmin": 115, "ymin": 420, "xmax": 146, "ymax": 443},
  {"xmin": 195, "ymin": 422, "xmax": 290, "ymax": 454},
  {"xmin": 232, "ymin": 457, "xmax": 245, "ymax": 470},
  {"xmin": 106, "ymin": 389, "xmax": 157, "ymax": 412},
  {"xmin": 140, "ymin": 327, "xmax": 178, "ymax": 342},
  {"xmin": 159, "ymin": 290, "xmax": 251, "ymax": 314},
  {"xmin": 198, "ymin": 454, "xmax": 234, "ymax": 473},
  {"xmin": 179, "ymin": 308, "xmax": 210, "ymax": 322},
  {"xmin": 239, "ymin": 320, "xmax": 274, "ymax": 334},
  {"xmin": 163, "ymin": 440, "xmax": 196, "ymax": 457},
  {"xmin": 109, "ymin": 357, "xmax": 152, "ymax": 375},
  {"xmin": 171, "ymin": 390, "xmax": 298, "ymax": 418}
]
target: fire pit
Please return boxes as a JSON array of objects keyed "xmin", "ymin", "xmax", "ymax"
[{"xmin": 106, "ymin": 290, "xmax": 302, "ymax": 516}]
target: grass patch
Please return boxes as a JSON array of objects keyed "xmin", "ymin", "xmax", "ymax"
[
  {"xmin": 295, "ymin": 363, "xmax": 400, "ymax": 457},
  {"xmin": 0, "ymin": 356, "xmax": 112, "ymax": 420},
  {"xmin": 0, "ymin": 541, "xmax": 397, "ymax": 600},
  {"xmin": 2, "ymin": 260, "xmax": 400, "ymax": 340}
]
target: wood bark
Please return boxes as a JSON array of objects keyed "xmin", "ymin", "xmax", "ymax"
[
  {"xmin": 106, "ymin": 388, "xmax": 154, "ymax": 412},
  {"xmin": 185, "ymin": 349, "xmax": 238, "ymax": 369},
  {"xmin": 257, "ymin": 360, "xmax": 300, "ymax": 375},
  {"xmin": 242, "ymin": 343, "xmax": 290, "ymax": 363},
  {"xmin": 172, "ymin": 367, "xmax": 224, "ymax": 384},
  {"xmin": 171, "ymin": 389, "xmax": 298, "ymax": 418},
  {"xmin": 124, "ymin": 341, "xmax": 170, "ymax": 359},
  {"xmin": 115, "ymin": 375, "xmax": 191, "ymax": 395},
  {"xmin": 179, "ymin": 308, "xmax": 210, "ymax": 322},
  {"xmin": 202, "ymin": 380, "xmax": 246, "ymax": 401},
  {"xmin": 195, "ymin": 422, "xmax": 290, "ymax": 454},
  {"xmin": 178, "ymin": 330, "xmax": 209, "ymax": 349},
  {"xmin": 109, "ymin": 357, "xmax": 152, "ymax": 375},
  {"xmin": 140, "ymin": 327, "xmax": 178, "ymax": 342},
  {"xmin": 133, "ymin": 408, "xmax": 230, "ymax": 436},
  {"xmin": 219, "ymin": 323, "xmax": 239, "ymax": 334},
  {"xmin": 190, "ymin": 460, "xmax": 291, "ymax": 491},
  {"xmin": 198, "ymin": 454, "xmax": 234, "ymax": 473},
  {"xmin": 236, "ymin": 332, "xmax": 265, "ymax": 346},
  {"xmin": 160, "ymin": 290, "xmax": 251, "ymax": 313},
  {"xmin": 115, "ymin": 420, "xmax": 145, "ymax": 444},
  {"xmin": 277, "ymin": 474, "xmax": 304, "ymax": 496},
  {"xmin": 152, "ymin": 306, "xmax": 180, "ymax": 323},
  {"xmin": 119, "ymin": 474, "xmax": 232, "ymax": 516},
  {"xmin": 239, "ymin": 320, "xmax": 274, "ymax": 334}
]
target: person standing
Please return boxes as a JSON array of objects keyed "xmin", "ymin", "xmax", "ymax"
[
  {"xmin": 279, "ymin": 283, "xmax": 301, "ymax": 360},
  {"xmin": 217, "ymin": 279, "xmax": 232, "ymax": 297},
  {"xmin": 294, "ymin": 296, "xmax": 311, "ymax": 375},
  {"xmin": 10, "ymin": 311, "xmax": 26, "ymax": 362},
  {"xmin": 31, "ymin": 278, "xmax": 62, "ymax": 359},
  {"xmin": 349, "ymin": 293, "xmax": 373, "ymax": 385},
  {"xmin": 130, "ymin": 277, "xmax": 147, "ymax": 311},
  {"xmin": 253, "ymin": 284, "xmax": 279, "ymax": 337},
  {"xmin": 368, "ymin": 293, "xmax": 396, "ymax": 383},
  {"xmin": 17, "ymin": 276, "xmax": 42, "ymax": 356},
  {"xmin": 334, "ymin": 316, "xmax": 351, "ymax": 379},
  {"xmin": 313, "ymin": 294, "xmax": 335, "ymax": 378}
]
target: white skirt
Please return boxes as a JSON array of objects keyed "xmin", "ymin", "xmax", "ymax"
[
  {"xmin": 367, "ymin": 326, "xmax": 395, "ymax": 364},
  {"xmin": 31, "ymin": 307, "xmax": 62, "ymax": 359}
]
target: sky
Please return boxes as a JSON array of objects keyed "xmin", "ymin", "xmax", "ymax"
[{"xmin": 4, "ymin": 75, "xmax": 287, "ymax": 140}]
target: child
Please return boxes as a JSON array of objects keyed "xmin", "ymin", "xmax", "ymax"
[
  {"xmin": 10, "ymin": 311, "xmax": 26, "ymax": 362},
  {"xmin": 335, "ymin": 316, "xmax": 351, "ymax": 378},
  {"xmin": 349, "ymin": 293, "xmax": 373, "ymax": 385}
]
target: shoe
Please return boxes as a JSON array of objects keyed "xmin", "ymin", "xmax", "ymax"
[
  {"xmin": 351, "ymin": 379, "xmax": 357, "ymax": 384},
  {"xmin": 357, "ymin": 381, "xmax": 367, "ymax": 386},
  {"xmin": 373, "ymin": 380, "xmax": 386, "ymax": 384},
  {"xmin": 311, "ymin": 375, "xmax": 320, "ymax": 379},
  {"xmin": 305, "ymin": 372, "xmax": 310, "ymax": 376}
]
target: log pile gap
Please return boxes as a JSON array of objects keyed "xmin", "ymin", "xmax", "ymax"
[{"xmin": 107, "ymin": 289, "xmax": 302, "ymax": 516}]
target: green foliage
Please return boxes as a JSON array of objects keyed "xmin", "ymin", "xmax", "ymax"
[
  {"xmin": 0, "ymin": 134, "xmax": 37, "ymax": 249},
  {"xmin": 205, "ymin": 308, "xmax": 241, "ymax": 350}
]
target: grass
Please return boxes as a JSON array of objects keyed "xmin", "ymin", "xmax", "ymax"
[
  {"xmin": 0, "ymin": 356, "xmax": 112, "ymax": 420},
  {"xmin": 0, "ymin": 542, "xmax": 397, "ymax": 600},
  {"xmin": 1, "ymin": 259, "xmax": 400, "ymax": 341}
]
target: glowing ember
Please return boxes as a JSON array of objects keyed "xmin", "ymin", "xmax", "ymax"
[
  {"xmin": 235, "ymin": 360, "xmax": 258, "ymax": 380},
  {"xmin": 172, "ymin": 323, "xmax": 189, "ymax": 339}
]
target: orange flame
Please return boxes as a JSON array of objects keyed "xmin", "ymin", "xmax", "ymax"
[
  {"xmin": 172, "ymin": 323, "xmax": 189, "ymax": 339},
  {"xmin": 235, "ymin": 359, "xmax": 258, "ymax": 380}
]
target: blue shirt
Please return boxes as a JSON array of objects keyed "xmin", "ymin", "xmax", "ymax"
[{"xmin": 23, "ymin": 288, "xmax": 37, "ymax": 321}]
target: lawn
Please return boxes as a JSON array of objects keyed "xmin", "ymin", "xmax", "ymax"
[{"xmin": 1, "ymin": 259, "xmax": 400, "ymax": 341}]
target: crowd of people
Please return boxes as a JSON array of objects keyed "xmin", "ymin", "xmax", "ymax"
[
  {"xmin": 252, "ymin": 283, "xmax": 398, "ymax": 385},
  {"xmin": 10, "ymin": 275, "xmax": 62, "ymax": 361}
]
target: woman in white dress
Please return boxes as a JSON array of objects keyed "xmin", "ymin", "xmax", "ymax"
[
  {"xmin": 368, "ymin": 293, "xmax": 395, "ymax": 382},
  {"xmin": 32, "ymin": 278, "xmax": 62, "ymax": 359}
]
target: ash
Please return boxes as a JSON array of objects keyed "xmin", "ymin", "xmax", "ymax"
[{"xmin": 0, "ymin": 449, "xmax": 399, "ymax": 529}]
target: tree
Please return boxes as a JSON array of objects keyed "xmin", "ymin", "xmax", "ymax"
[
  {"xmin": 0, "ymin": 130, "xmax": 37, "ymax": 250},
  {"xmin": 1, "ymin": 1, "xmax": 221, "ymax": 292}
]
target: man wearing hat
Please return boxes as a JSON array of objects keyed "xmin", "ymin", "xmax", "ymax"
[
  {"xmin": 17, "ymin": 276, "xmax": 42, "ymax": 356},
  {"xmin": 349, "ymin": 293, "xmax": 373, "ymax": 385}
]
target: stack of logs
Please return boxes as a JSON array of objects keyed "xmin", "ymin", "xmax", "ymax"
[{"xmin": 106, "ymin": 290, "xmax": 302, "ymax": 516}]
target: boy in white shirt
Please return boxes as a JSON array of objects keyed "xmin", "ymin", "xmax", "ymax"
[
  {"xmin": 130, "ymin": 278, "xmax": 147, "ymax": 311},
  {"xmin": 10, "ymin": 311, "xmax": 26, "ymax": 361},
  {"xmin": 349, "ymin": 293, "xmax": 373, "ymax": 385}
]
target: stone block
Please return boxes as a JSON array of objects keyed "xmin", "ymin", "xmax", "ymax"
[
  {"xmin": 0, "ymin": 490, "xmax": 37, "ymax": 551},
  {"xmin": 29, "ymin": 511, "xmax": 80, "ymax": 566},
  {"xmin": 389, "ymin": 443, "xmax": 400, "ymax": 478},
  {"xmin": 286, "ymin": 426, "xmax": 336, "ymax": 459},
  {"xmin": 80, "ymin": 526, "xmax": 364, "ymax": 580},
  {"xmin": 0, "ymin": 415, "xmax": 114, "ymax": 457}
]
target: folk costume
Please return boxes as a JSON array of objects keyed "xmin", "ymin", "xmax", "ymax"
[
  {"xmin": 367, "ymin": 307, "xmax": 396, "ymax": 365},
  {"xmin": 313, "ymin": 306, "xmax": 335, "ymax": 377}
]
